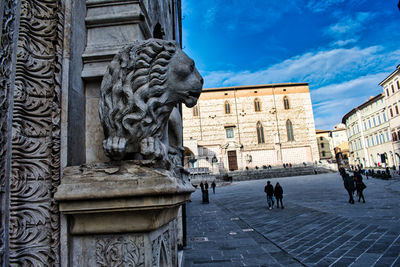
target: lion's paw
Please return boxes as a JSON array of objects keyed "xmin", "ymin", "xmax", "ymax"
[
  {"xmin": 103, "ymin": 137, "xmax": 127, "ymax": 160},
  {"xmin": 140, "ymin": 137, "xmax": 168, "ymax": 160}
]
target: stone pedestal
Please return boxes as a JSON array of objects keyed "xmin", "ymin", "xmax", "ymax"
[{"xmin": 55, "ymin": 161, "xmax": 194, "ymax": 267}]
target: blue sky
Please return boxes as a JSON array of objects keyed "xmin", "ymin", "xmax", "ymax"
[{"xmin": 182, "ymin": 0, "xmax": 400, "ymax": 130}]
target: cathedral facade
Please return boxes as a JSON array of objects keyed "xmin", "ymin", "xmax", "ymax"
[{"xmin": 182, "ymin": 83, "xmax": 319, "ymax": 172}]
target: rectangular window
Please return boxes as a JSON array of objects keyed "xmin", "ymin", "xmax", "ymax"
[
  {"xmin": 392, "ymin": 84, "xmax": 395, "ymax": 93},
  {"xmin": 375, "ymin": 135, "xmax": 379, "ymax": 144},
  {"xmin": 371, "ymin": 136, "xmax": 375, "ymax": 146},
  {"xmin": 364, "ymin": 121, "xmax": 367, "ymax": 130},
  {"xmin": 368, "ymin": 119, "xmax": 372, "ymax": 128},
  {"xmin": 321, "ymin": 143, "xmax": 324, "ymax": 148},
  {"xmin": 225, "ymin": 127, "xmax": 234, "ymax": 138},
  {"xmin": 373, "ymin": 117, "xmax": 376, "ymax": 126},
  {"xmin": 366, "ymin": 138, "xmax": 369, "ymax": 147},
  {"xmin": 377, "ymin": 115, "xmax": 381, "ymax": 124},
  {"xmin": 383, "ymin": 112, "xmax": 387, "ymax": 122},
  {"xmin": 357, "ymin": 124, "xmax": 360, "ymax": 133},
  {"xmin": 396, "ymin": 105, "xmax": 399, "ymax": 115},
  {"xmin": 397, "ymin": 80, "xmax": 400, "ymax": 90},
  {"xmin": 359, "ymin": 140, "xmax": 362, "ymax": 149},
  {"xmin": 386, "ymin": 131, "xmax": 390, "ymax": 141},
  {"xmin": 390, "ymin": 108, "xmax": 393, "ymax": 117},
  {"xmin": 386, "ymin": 88, "xmax": 390, "ymax": 96}
]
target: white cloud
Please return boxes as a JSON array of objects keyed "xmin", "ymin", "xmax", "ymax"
[
  {"xmin": 204, "ymin": 6, "xmax": 218, "ymax": 28},
  {"xmin": 331, "ymin": 39, "xmax": 357, "ymax": 47},
  {"xmin": 202, "ymin": 46, "xmax": 400, "ymax": 89},
  {"xmin": 306, "ymin": 0, "xmax": 346, "ymax": 13}
]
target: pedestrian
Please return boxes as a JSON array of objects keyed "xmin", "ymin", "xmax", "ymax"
[
  {"xmin": 200, "ymin": 181, "xmax": 206, "ymax": 203},
  {"xmin": 274, "ymin": 182, "xmax": 284, "ymax": 209},
  {"xmin": 339, "ymin": 165, "xmax": 346, "ymax": 180},
  {"xmin": 264, "ymin": 181, "xmax": 274, "ymax": 210},
  {"xmin": 211, "ymin": 180, "xmax": 216, "ymax": 194},
  {"xmin": 204, "ymin": 181, "xmax": 209, "ymax": 203},
  {"xmin": 355, "ymin": 172, "xmax": 366, "ymax": 203},
  {"xmin": 343, "ymin": 173, "xmax": 355, "ymax": 204}
]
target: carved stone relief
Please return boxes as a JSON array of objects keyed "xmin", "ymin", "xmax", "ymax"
[
  {"xmin": 0, "ymin": 1, "xmax": 19, "ymax": 264},
  {"xmin": 0, "ymin": 0, "xmax": 64, "ymax": 266},
  {"xmin": 151, "ymin": 229, "xmax": 172, "ymax": 267},
  {"xmin": 96, "ymin": 236, "xmax": 145, "ymax": 267}
]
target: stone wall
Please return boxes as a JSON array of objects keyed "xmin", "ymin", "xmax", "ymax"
[{"xmin": 183, "ymin": 83, "xmax": 319, "ymax": 171}]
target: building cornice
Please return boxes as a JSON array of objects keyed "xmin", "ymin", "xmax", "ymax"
[
  {"xmin": 202, "ymin": 82, "xmax": 309, "ymax": 93},
  {"xmin": 379, "ymin": 64, "xmax": 400, "ymax": 86},
  {"xmin": 342, "ymin": 93, "xmax": 383, "ymax": 123}
]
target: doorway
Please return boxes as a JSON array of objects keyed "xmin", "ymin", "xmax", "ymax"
[{"xmin": 227, "ymin": 150, "xmax": 238, "ymax": 171}]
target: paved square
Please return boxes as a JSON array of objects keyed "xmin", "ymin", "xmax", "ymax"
[{"xmin": 184, "ymin": 173, "xmax": 400, "ymax": 266}]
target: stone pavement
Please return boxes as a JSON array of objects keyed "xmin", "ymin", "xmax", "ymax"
[{"xmin": 183, "ymin": 173, "xmax": 400, "ymax": 266}]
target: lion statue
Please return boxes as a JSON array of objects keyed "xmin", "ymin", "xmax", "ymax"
[{"xmin": 99, "ymin": 39, "xmax": 203, "ymax": 170}]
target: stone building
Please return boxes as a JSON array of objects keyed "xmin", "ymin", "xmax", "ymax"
[
  {"xmin": 316, "ymin": 129, "xmax": 334, "ymax": 160},
  {"xmin": 182, "ymin": 83, "xmax": 319, "ymax": 172},
  {"xmin": 0, "ymin": 1, "xmax": 185, "ymax": 266},
  {"xmin": 380, "ymin": 64, "xmax": 400, "ymax": 166},
  {"xmin": 342, "ymin": 94, "xmax": 394, "ymax": 168},
  {"xmin": 331, "ymin": 124, "xmax": 350, "ymax": 166}
]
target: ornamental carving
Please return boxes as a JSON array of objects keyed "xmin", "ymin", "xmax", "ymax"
[
  {"xmin": 0, "ymin": 0, "xmax": 64, "ymax": 266},
  {"xmin": 96, "ymin": 236, "xmax": 145, "ymax": 267},
  {"xmin": 151, "ymin": 229, "xmax": 172, "ymax": 266},
  {"xmin": 99, "ymin": 39, "xmax": 203, "ymax": 171}
]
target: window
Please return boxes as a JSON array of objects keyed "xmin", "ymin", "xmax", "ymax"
[
  {"xmin": 386, "ymin": 131, "xmax": 390, "ymax": 141},
  {"xmin": 254, "ymin": 98, "xmax": 261, "ymax": 112},
  {"xmin": 322, "ymin": 151, "xmax": 326, "ymax": 157},
  {"xmin": 359, "ymin": 140, "xmax": 363, "ymax": 149},
  {"xmin": 366, "ymin": 138, "xmax": 370, "ymax": 147},
  {"xmin": 256, "ymin": 121, "xmax": 265, "ymax": 143},
  {"xmin": 357, "ymin": 124, "xmax": 360, "ymax": 133},
  {"xmin": 377, "ymin": 115, "xmax": 381, "ymax": 124},
  {"xmin": 397, "ymin": 80, "xmax": 400, "ymax": 90},
  {"xmin": 364, "ymin": 121, "xmax": 367, "ymax": 130},
  {"xmin": 375, "ymin": 135, "xmax": 379, "ymax": 144},
  {"xmin": 319, "ymin": 136, "xmax": 323, "ymax": 140},
  {"xmin": 224, "ymin": 101, "xmax": 231, "ymax": 114},
  {"xmin": 192, "ymin": 105, "xmax": 199, "ymax": 117},
  {"xmin": 283, "ymin": 96, "xmax": 290, "ymax": 110},
  {"xmin": 393, "ymin": 132, "xmax": 398, "ymax": 141},
  {"xmin": 392, "ymin": 84, "xmax": 395, "ymax": 93},
  {"xmin": 225, "ymin": 127, "xmax": 234, "ymax": 138},
  {"xmin": 368, "ymin": 119, "xmax": 372, "ymax": 128},
  {"xmin": 371, "ymin": 136, "xmax": 375, "ymax": 146},
  {"xmin": 390, "ymin": 108, "xmax": 394, "ymax": 117},
  {"xmin": 321, "ymin": 143, "xmax": 325, "ymax": 148},
  {"xmin": 383, "ymin": 112, "xmax": 387, "ymax": 122},
  {"xmin": 373, "ymin": 117, "xmax": 376, "ymax": 126},
  {"xmin": 395, "ymin": 105, "xmax": 399, "ymax": 115},
  {"xmin": 286, "ymin": 119, "xmax": 294, "ymax": 141},
  {"xmin": 386, "ymin": 88, "xmax": 389, "ymax": 96}
]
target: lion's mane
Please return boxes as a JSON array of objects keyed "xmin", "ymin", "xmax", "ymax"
[{"xmin": 99, "ymin": 39, "xmax": 178, "ymax": 147}]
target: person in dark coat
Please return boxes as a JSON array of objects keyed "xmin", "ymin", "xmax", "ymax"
[
  {"xmin": 264, "ymin": 181, "xmax": 274, "ymax": 209},
  {"xmin": 274, "ymin": 182, "xmax": 284, "ymax": 209},
  {"xmin": 339, "ymin": 166, "xmax": 346, "ymax": 180},
  {"xmin": 343, "ymin": 173, "xmax": 355, "ymax": 204},
  {"xmin": 200, "ymin": 181, "xmax": 206, "ymax": 203},
  {"xmin": 204, "ymin": 181, "xmax": 209, "ymax": 203},
  {"xmin": 354, "ymin": 172, "xmax": 366, "ymax": 203},
  {"xmin": 211, "ymin": 181, "xmax": 216, "ymax": 194}
]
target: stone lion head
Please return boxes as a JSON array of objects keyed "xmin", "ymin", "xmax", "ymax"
[{"xmin": 99, "ymin": 39, "xmax": 203, "ymax": 167}]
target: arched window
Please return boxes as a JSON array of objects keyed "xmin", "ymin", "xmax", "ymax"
[
  {"xmin": 254, "ymin": 98, "xmax": 261, "ymax": 112},
  {"xmin": 286, "ymin": 119, "xmax": 294, "ymax": 141},
  {"xmin": 283, "ymin": 96, "xmax": 290, "ymax": 110},
  {"xmin": 192, "ymin": 105, "xmax": 199, "ymax": 117},
  {"xmin": 224, "ymin": 101, "xmax": 231, "ymax": 114},
  {"xmin": 256, "ymin": 121, "xmax": 265, "ymax": 144}
]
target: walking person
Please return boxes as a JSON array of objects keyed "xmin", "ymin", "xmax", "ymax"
[
  {"xmin": 264, "ymin": 181, "xmax": 274, "ymax": 210},
  {"xmin": 211, "ymin": 181, "xmax": 216, "ymax": 194},
  {"xmin": 274, "ymin": 182, "xmax": 284, "ymax": 209},
  {"xmin": 355, "ymin": 172, "xmax": 366, "ymax": 203},
  {"xmin": 200, "ymin": 181, "xmax": 206, "ymax": 203},
  {"xmin": 343, "ymin": 173, "xmax": 355, "ymax": 204}
]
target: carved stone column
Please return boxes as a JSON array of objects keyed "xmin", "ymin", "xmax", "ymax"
[{"xmin": 55, "ymin": 162, "xmax": 194, "ymax": 266}]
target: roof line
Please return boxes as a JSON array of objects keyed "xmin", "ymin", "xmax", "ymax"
[{"xmin": 202, "ymin": 82, "xmax": 309, "ymax": 92}]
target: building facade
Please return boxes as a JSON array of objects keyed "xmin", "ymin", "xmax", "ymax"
[
  {"xmin": 380, "ymin": 64, "xmax": 400, "ymax": 166},
  {"xmin": 342, "ymin": 94, "xmax": 394, "ymax": 168},
  {"xmin": 183, "ymin": 83, "xmax": 319, "ymax": 172},
  {"xmin": 316, "ymin": 130, "xmax": 334, "ymax": 160}
]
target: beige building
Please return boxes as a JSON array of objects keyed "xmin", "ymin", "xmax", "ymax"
[
  {"xmin": 316, "ymin": 130, "xmax": 334, "ymax": 160},
  {"xmin": 342, "ymin": 94, "xmax": 394, "ymax": 168},
  {"xmin": 182, "ymin": 83, "xmax": 319, "ymax": 172},
  {"xmin": 380, "ymin": 64, "xmax": 400, "ymax": 166},
  {"xmin": 331, "ymin": 124, "xmax": 350, "ymax": 166}
]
